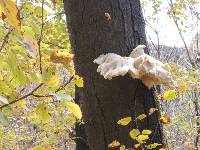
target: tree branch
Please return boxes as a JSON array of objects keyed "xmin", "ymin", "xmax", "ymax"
[
  {"xmin": 0, "ymin": 28, "xmax": 14, "ymax": 52},
  {"xmin": 45, "ymin": 11, "xmax": 65, "ymax": 23},
  {"xmin": 145, "ymin": 19, "xmax": 161, "ymax": 59},
  {"xmin": 32, "ymin": 75, "xmax": 74, "ymax": 98},
  {"xmin": 0, "ymin": 83, "xmax": 44, "ymax": 109},
  {"xmin": 0, "ymin": 75, "xmax": 74, "ymax": 109},
  {"xmin": 55, "ymin": 75, "xmax": 74, "ymax": 93},
  {"xmin": 38, "ymin": 0, "xmax": 45, "ymax": 74},
  {"xmin": 168, "ymin": 0, "xmax": 196, "ymax": 67},
  {"xmin": 0, "ymin": 2, "xmax": 28, "ymax": 52}
]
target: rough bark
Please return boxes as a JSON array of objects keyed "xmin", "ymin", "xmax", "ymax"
[{"xmin": 64, "ymin": 0, "xmax": 163, "ymax": 149}]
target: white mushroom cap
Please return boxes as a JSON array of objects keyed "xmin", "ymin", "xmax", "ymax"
[
  {"xmin": 94, "ymin": 53, "xmax": 135, "ymax": 80},
  {"xmin": 93, "ymin": 45, "xmax": 174, "ymax": 88},
  {"xmin": 129, "ymin": 45, "xmax": 146, "ymax": 58}
]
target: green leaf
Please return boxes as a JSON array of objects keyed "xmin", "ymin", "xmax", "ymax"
[
  {"xmin": 137, "ymin": 114, "xmax": 147, "ymax": 120},
  {"xmin": 5, "ymin": 50, "xmax": 29, "ymax": 86},
  {"xmin": 44, "ymin": 75, "xmax": 60, "ymax": 88},
  {"xmin": 129, "ymin": 129, "xmax": 140, "ymax": 139},
  {"xmin": 2, "ymin": 107, "xmax": 12, "ymax": 117},
  {"xmin": 31, "ymin": 72, "xmax": 43, "ymax": 83},
  {"xmin": 0, "ymin": 96, "xmax": 9, "ymax": 104},
  {"xmin": 35, "ymin": 104, "xmax": 51, "ymax": 123},
  {"xmin": 49, "ymin": 93, "xmax": 72, "ymax": 101},
  {"xmin": 64, "ymin": 101, "xmax": 82, "ymax": 119},
  {"xmin": 17, "ymin": 69, "xmax": 29, "ymax": 85},
  {"xmin": 117, "ymin": 117, "xmax": 132, "ymax": 126},
  {"xmin": 146, "ymin": 143, "xmax": 162, "ymax": 149},
  {"xmin": 0, "ymin": 112, "xmax": 9, "ymax": 126},
  {"xmin": 142, "ymin": 130, "xmax": 152, "ymax": 135},
  {"xmin": 163, "ymin": 90, "xmax": 176, "ymax": 100}
]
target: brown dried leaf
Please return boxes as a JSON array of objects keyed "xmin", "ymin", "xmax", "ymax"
[
  {"xmin": 160, "ymin": 116, "xmax": 170, "ymax": 125},
  {"xmin": 108, "ymin": 140, "xmax": 120, "ymax": 148},
  {"xmin": 0, "ymin": 0, "xmax": 21, "ymax": 30}
]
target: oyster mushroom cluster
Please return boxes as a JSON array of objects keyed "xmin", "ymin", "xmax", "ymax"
[{"xmin": 94, "ymin": 45, "xmax": 174, "ymax": 88}]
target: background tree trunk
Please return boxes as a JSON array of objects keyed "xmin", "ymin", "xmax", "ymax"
[{"xmin": 64, "ymin": 0, "xmax": 163, "ymax": 149}]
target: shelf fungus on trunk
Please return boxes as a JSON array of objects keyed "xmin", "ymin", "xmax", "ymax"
[{"xmin": 94, "ymin": 45, "xmax": 174, "ymax": 88}]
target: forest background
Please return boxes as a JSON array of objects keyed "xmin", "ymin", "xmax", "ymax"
[{"xmin": 0, "ymin": 0, "xmax": 199, "ymax": 149}]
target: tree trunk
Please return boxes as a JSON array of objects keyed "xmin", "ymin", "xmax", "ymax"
[{"xmin": 64, "ymin": 0, "xmax": 163, "ymax": 149}]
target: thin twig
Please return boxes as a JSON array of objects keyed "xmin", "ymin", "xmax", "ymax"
[
  {"xmin": 168, "ymin": 1, "xmax": 199, "ymax": 147},
  {"xmin": 145, "ymin": 31, "xmax": 157, "ymax": 52},
  {"xmin": 0, "ymin": 28, "xmax": 14, "ymax": 51},
  {"xmin": 45, "ymin": 11, "xmax": 65, "ymax": 23},
  {"xmin": 0, "ymin": 2, "xmax": 26, "ymax": 52},
  {"xmin": 55, "ymin": 75, "xmax": 74, "ymax": 93},
  {"xmin": 168, "ymin": 0, "xmax": 196, "ymax": 67},
  {"xmin": 32, "ymin": 94, "xmax": 49, "ymax": 98},
  {"xmin": 0, "ymin": 83, "xmax": 43, "ymax": 109},
  {"xmin": 38, "ymin": 0, "xmax": 45, "ymax": 74},
  {"xmin": 43, "ymin": 41, "xmax": 65, "ymax": 49},
  {"xmin": 33, "ymin": 75, "xmax": 74, "ymax": 97},
  {"xmin": 0, "ymin": 75, "xmax": 74, "ymax": 109},
  {"xmin": 155, "ymin": 30, "xmax": 161, "ymax": 59},
  {"xmin": 145, "ymin": 19, "xmax": 161, "ymax": 59}
]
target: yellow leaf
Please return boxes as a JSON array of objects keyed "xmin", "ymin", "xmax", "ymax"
[
  {"xmin": 119, "ymin": 145, "xmax": 126, "ymax": 150},
  {"xmin": 129, "ymin": 129, "xmax": 140, "ymax": 139},
  {"xmin": 163, "ymin": 90, "xmax": 176, "ymax": 100},
  {"xmin": 74, "ymin": 75, "xmax": 84, "ymax": 87},
  {"xmin": 65, "ymin": 101, "xmax": 82, "ymax": 119},
  {"xmin": 108, "ymin": 140, "xmax": 120, "ymax": 148},
  {"xmin": 134, "ymin": 144, "xmax": 140, "ymax": 149},
  {"xmin": 136, "ymin": 135, "xmax": 149, "ymax": 143},
  {"xmin": 45, "ymin": 75, "xmax": 60, "ymax": 88},
  {"xmin": 137, "ymin": 114, "xmax": 147, "ymax": 120},
  {"xmin": 147, "ymin": 143, "xmax": 162, "ymax": 149},
  {"xmin": 16, "ymin": 99, "xmax": 27, "ymax": 108},
  {"xmin": 0, "ymin": 0, "xmax": 21, "ymax": 30},
  {"xmin": 23, "ymin": 27, "xmax": 39, "ymax": 58},
  {"xmin": 142, "ymin": 130, "xmax": 152, "ymax": 135},
  {"xmin": 0, "ymin": 74, "xmax": 3, "ymax": 80},
  {"xmin": 117, "ymin": 117, "xmax": 132, "ymax": 126}
]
